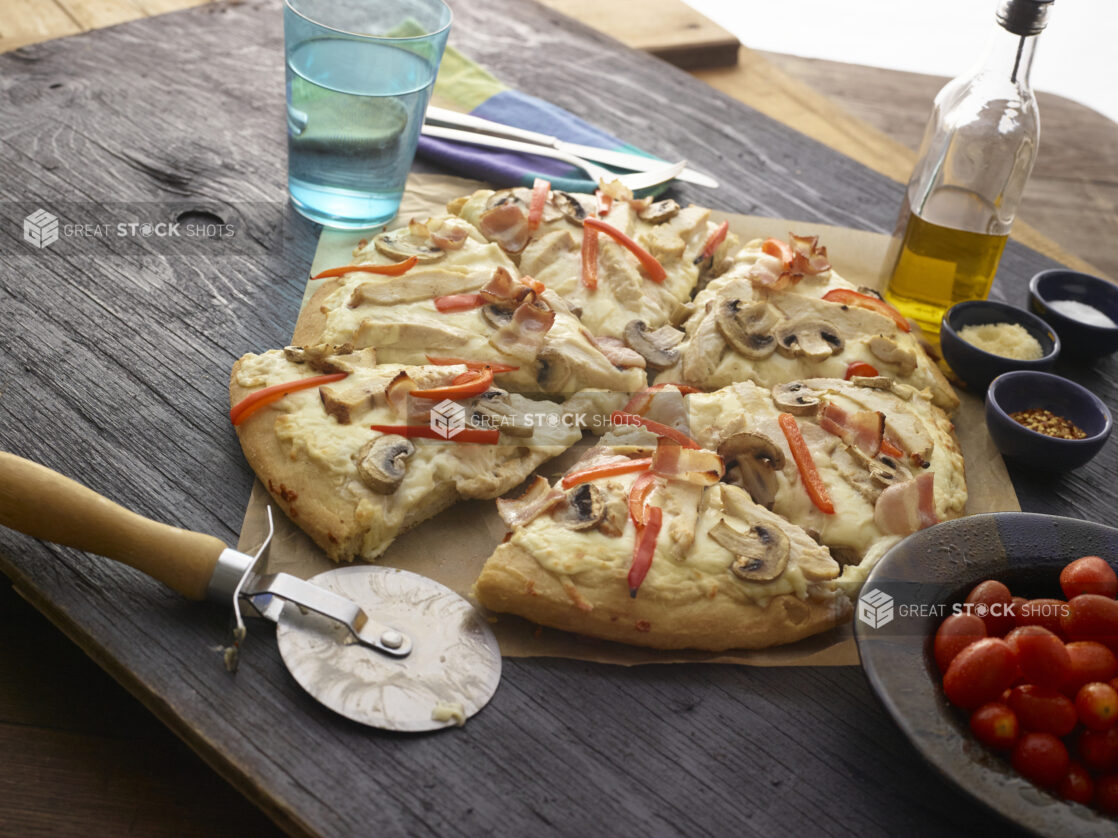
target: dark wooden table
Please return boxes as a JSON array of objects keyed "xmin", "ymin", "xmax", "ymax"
[{"xmin": 1, "ymin": 1, "xmax": 1114, "ymax": 835}]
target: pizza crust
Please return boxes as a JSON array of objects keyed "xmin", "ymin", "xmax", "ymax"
[{"xmin": 476, "ymin": 542, "xmax": 851, "ymax": 651}]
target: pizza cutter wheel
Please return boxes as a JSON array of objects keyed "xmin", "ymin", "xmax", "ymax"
[{"xmin": 0, "ymin": 452, "xmax": 501, "ymax": 732}]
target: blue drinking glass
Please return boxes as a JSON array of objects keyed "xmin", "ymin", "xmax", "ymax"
[{"xmin": 283, "ymin": 0, "xmax": 452, "ymax": 229}]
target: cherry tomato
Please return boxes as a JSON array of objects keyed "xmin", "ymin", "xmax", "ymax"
[
  {"xmin": 943, "ymin": 638, "xmax": 1019, "ymax": 709},
  {"xmin": 1097, "ymin": 774, "xmax": 1118, "ymax": 815},
  {"xmin": 1077, "ymin": 726, "xmax": 1118, "ymax": 773},
  {"xmin": 1005, "ymin": 626, "xmax": 1072, "ymax": 689},
  {"xmin": 934, "ymin": 613, "xmax": 987, "ymax": 673},
  {"xmin": 1057, "ymin": 761, "xmax": 1095, "ymax": 806},
  {"xmin": 1063, "ymin": 641, "xmax": 1118, "ymax": 695},
  {"xmin": 969, "ymin": 702, "xmax": 1019, "ymax": 749},
  {"xmin": 1061, "ymin": 594, "xmax": 1118, "ymax": 653},
  {"xmin": 1077, "ymin": 682, "xmax": 1118, "ymax": 731},
  {"xmin": 1011, "ymin": 732, "xmax": 1070, "ymax": 788},
  {"xmin": 965, "ymin": 580, "xmax": 1016, "ymax": 636},
  {"xmin": 1060, "ymin": 555, "xmax": 1118, "ymax": 600},
  {"xmin": 1006, "ymin": 684, "xmax": 1078, "ymax": 736},
  {"xmin": 1014, "ymin": 598, "xmax": 1068, "ymax": 637}
]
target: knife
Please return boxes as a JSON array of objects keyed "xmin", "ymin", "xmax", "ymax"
[{"xmin": 424, "ymin": 105, "xmax": 719, "ymax": 189}]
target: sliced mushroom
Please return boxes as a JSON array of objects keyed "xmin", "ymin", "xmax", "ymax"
[
  {"xmin": 284, "ymin": 343, "xmax": 354, "ymax": 373},
  {"xmin": 481, "ymin": 302, "xmax": 516, "ymax": 329},
  {"xmin": 868, "ymin": 335, "xmax": 917, "ymax": 375},
  {"xmin": 829, "ymin": 546, "xmax": 862, "ymax": 566},
  {"xmin": 373, "ymin": 225, "xmax": 445, "ymax": 263},
  {"xmin": 470, "ymin": 390, "xmax": 533, "ymax": 438},
  {"xmin": 623, "ymin": 320, "xmax": 684, "ymax": 370},
  {"xmin": 771, "ymin": 381, "xmax": 823, "ymax": 415},
  {"xmin": 485, "ymin": 188, "xmax": 531, "ymax": 212},
  {"xmin": 850, "ymin": 446, "xmax": 912, "ymax": 488},
  {"xmin": 774, "ymin": 318, "xmax": 844, "ymax": 361},
  {"xmin": 849, "ymin": 375, "xmax": 893, "ymax": 390},
  {"xmin": 710, "ymin": 518, "xmax": 790, "ymax": 582},
  {"xmin": 551, "ymin": 191, "xmax": 592, "ymax": 225},
  {"xmin": 553, "ymin": 483, "xmax": 606, "ymax": 530},
  {"xmin": 856, "ymin": 286, "xmax": 885, "ymax": 300},
  {"xmin": 355, "ymin": 435, "xmax": 414, "ymax": 493},
  {"xmin": 638, "ymin": 199, "xmax": 681, "ymax": 224},
  {"xmin": 715, "ymin": 299, "xmax": 780, "ymax": 359},
  {"xmin": 536, "ymin": 348, "xmax": 572, "ymax": 392},
  {"xmin": 718, "ymin": 432, "xmax": 786, "ymax": 509}
]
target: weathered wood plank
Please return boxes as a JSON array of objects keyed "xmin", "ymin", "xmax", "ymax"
[{"xmin": 0, "ymin": 2, "xmax": 1106, "ymax": 837}]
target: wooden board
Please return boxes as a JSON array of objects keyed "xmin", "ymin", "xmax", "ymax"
[{"xmin": 0, "ymin": 1, "xmax": 1114, "ymax": 836}]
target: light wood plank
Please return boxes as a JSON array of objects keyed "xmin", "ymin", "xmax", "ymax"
[
  {"xmin": 54, "ymin": 0, "xmax": 146, "ymax": 31},
  {"xmin": 0, "ymin": 0, "xmax": 82, "ymax": 53},
  {"xmin": 536, "ymin": 0, "xmax": 739, "ymax": 68}
]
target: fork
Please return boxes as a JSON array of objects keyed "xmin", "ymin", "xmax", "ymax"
[{"xmin": 419, "ymin": 124, "xmax": 687, "ymax": 192}]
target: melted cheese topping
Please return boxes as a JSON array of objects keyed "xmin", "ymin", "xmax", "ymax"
[
  {"xmin": 512, "ymin": 476, "xmax": 832, "ymax": 609},
  {"xmin": 234, "ymin": 351, "xmax": 581, "ymax": 558}
]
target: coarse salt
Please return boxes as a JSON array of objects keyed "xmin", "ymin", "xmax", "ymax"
[{"xmin": 1047, "ymin": 299, "xmax": 1118, "ymax": 329}]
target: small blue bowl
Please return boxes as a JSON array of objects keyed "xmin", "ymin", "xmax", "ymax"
[
  {"xmin": 986, "ymin": 370, "xmax": 1111, "ymax": 471},
  {"xmin": 940, "ymin": 300, "xmax": 1059, "ymax": 392},
  {"xmin": 1028, "ymin": 269, "xmax": 1118, "ymax": 361}
]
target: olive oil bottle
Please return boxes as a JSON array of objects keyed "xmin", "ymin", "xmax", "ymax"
[{"xmin": 884, "ymin": 0, "xmax": 1053, "ymax": 337}]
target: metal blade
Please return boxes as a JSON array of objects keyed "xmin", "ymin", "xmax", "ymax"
[{"xmin": 274, "ymin": 566, "xmax": 502, "ymax": 732}]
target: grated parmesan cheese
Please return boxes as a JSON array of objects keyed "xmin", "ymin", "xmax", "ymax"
[{"xmin": 956, "ymin": 322, "xmax": 1045, "ymax": 360}]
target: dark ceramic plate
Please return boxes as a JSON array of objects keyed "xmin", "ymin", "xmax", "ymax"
[{"xmin": 854, "ymin": 513, "xmax": 1118, "ymax": 838}]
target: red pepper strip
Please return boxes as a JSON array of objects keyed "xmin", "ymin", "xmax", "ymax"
[
  {"xmin": 595, "ymin": 189, "xmax": 612, "ymax": 217},
  {"xmin": 230, "ymin": 372, "xmax": 349, "ymax": 426},
  {"xmin": 620, "ymin": 383, "xmax": 703, "ymax": 416},
  {"xmin": 425, "ymin": 356, "xmax": 520, "ymax": 373},
  {"xmin": 583, "ymin": 217, "xmax": 667, "ymax": 283},
  {"xmin": 880, "ymin": 437, "xmax": 905, "ymax": 459},
  {"xmin": 777, "ymin": 413, "xmax": 835, "ymax": 514},
  {"xmin": 628, "ymin": 505, "xmax": 663, "ymax": 597},
  {"xmin": 409, "ymin": 367, "xmax": 493, "ymax": 400},
  {"xmin": 697, "ymin": 220, "xmax": 730, "ymax": 263},
  {"xmin": 610, "ymin": 411, "xmax": 701, "ymax": 449},
  {"xmin": 581, "ymin": 225, "xmax": 599, "ymax": 290},
  {"xmin": 844, "ymin": 361, "xmax": 880, "ymax": 380},
  {"xmin": 433, "ymin": 292, "xmax": 486, "ymax": 312},
  {"xmin": 520, "ymin": 275, "xmax": 546, "ymax": 295},
  {"xmin": 311, "ymin": 255, "xmax": 418, "ymax": 280},
  {"xmin": 822, "ymin": 288, "xmax": 910, "ymax": 333},
  {"xmin": 761, "ymin": 237, "xmax": 794, "ymax": 266},
  {"xmin": 527, "ymin": 178, "xmax": 550, "ymax": 230},
  {"xmin": 561, "ymin": 457, "xmax": 653, "ymax": 490},
  {"xmin": 627, "ymin": 471, "xmax": 659, "ymax": 527},
  {"xmin": 369, "ymin": 424, "xmax": 500, "ymax": 444}
]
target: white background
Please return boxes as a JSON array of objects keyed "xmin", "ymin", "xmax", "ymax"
[{"xmin": 686, "ymin": 0, "xmax": 1118, "ymax": 124}]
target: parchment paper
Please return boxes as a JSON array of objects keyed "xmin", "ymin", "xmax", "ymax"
[{"xmin": 237, "ymin": 173, "xmax": 1019, "ymax": 667}]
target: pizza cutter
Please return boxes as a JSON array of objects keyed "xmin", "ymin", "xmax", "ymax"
[{"xmin": 0, "ymin": 452, "xmax": 502, "ymax": 732}]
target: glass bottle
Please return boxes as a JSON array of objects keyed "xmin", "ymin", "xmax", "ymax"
[{"xmin": 883, "ymin": 0, "xmax": 1053, "ymax": 337}]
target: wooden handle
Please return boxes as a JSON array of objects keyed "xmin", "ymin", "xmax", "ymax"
[{"xmin": 0, "ymin": 452, "xmax": 227, "ymax": 600}]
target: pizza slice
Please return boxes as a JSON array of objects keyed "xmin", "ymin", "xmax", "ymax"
[
  {"xmin": 633, "ymin": 376, "xmax": 966, "ymax": 577},
  {"xmin": 450, "ymin": 183, "xmax": 737, "ymax": 348},
  {"xmin": 475, "ymin": 434, "xmax": 852, "ymax": 651},
  {"xmin": 657, "ymin": 233, "xmax": 960, "ymax": 413},
  {"xmin": 230, "ymin": 346, "xmax": 582, "ymax": 562},
  {"xmin": 294, "ymin": 216, "xmax": 648, "ymax": 397}
]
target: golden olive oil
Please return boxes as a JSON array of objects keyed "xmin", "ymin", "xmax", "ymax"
[{"xmin": 883, "ymin": 203, "xmax": 1009, "ymax": 337}]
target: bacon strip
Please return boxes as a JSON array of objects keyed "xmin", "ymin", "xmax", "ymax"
[
  {"xmin": 430, "ymin": 225, "xmax": 469, "ymax": 251},
  {"xmin": 479, "ymin": 203, "xmax": 532, "ymax": 254},
  {"xmin": 820, "ymin": 402, "xmax": 885, "ymax": 457},
  {"xmin": 592, "ymin": 336, "xmax": 646, "ymax": 369},
  {"xmin": 496, "ymin": 476, "xmax": 565, "ymax": 529},
  {"xmin": 650, "ymin": 438, "xmax": 723, "ymax": 485},
  {"xmin": 488, "ymin": 300, "xmax": 556, "ymax": 359},
  {"xmin": 874, "ymin": 472, "xmax": 939, "ymax": 535},
  {"xmin": 748, "ymin": 234, "xmax": 831, "ymax": 289}
]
